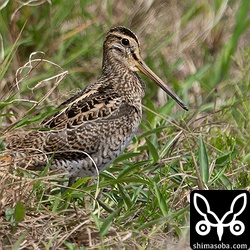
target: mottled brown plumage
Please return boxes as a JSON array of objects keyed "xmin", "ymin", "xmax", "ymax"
[{"xmin": 3, "ymin": 27, "xmax": 188, "ymax": 185}]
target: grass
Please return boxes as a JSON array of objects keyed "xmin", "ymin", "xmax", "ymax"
[{"xmin": 0, "ymin": 0, "xmax": 250, "ymax": 249}]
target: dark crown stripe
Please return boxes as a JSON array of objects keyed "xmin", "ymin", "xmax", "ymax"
[{"xmin": 108, "ymin": 26, "xmax": 139, "ymax": 45}]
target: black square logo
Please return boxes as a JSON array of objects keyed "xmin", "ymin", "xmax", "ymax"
[{"xmin": 190, "ymin": 190, "xmax": 250, "ymax": 250}]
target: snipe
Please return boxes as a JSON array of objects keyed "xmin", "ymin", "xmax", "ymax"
[{"xmin": 3, "ymin": 26, "xmax": 188, "ymax": 185}]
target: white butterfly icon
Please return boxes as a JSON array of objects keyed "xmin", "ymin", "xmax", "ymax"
[{"xmin": 193, "ymin": 193, "xmax": 247, "ymax": 241}]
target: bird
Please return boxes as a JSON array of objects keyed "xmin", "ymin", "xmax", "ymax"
[{"xmin": 2, "ymin": 26, "xmax": 188, "ymax": 186}]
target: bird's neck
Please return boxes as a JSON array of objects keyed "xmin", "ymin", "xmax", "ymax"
[
  {"xmin": 101, "ymin": 53, "xmax": 146, "ymax": 99},
  {"xmin": 101, "ymin": 52, "xmax": 128, "ymax": 75}
]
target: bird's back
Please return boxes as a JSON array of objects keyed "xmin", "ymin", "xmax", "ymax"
[{"xmin": 4, "ymin": 72, "xmax": 144, "ymax": 180}]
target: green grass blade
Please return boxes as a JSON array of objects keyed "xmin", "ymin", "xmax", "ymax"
[
  {"xmin": 0, "ymin": 21, "xmax": 26, "ymax": 81},
  {"xmin": 198, "ymin": 134, "xmax": 209, "ymax": 184},
  {"xmin": 91, "ymin": 213, "xmax": 101, "ymax": 231},
  {"xmin": 153, "ymin": 182, "xmax": 168, "ymax": 217},
  {"xmin": 14, "ymin": 201, "xmax": 25, "ymax": 223},
  {"xmin": 209, "ymin": 0, "xmax": 250, "ymax": 88},
  {"xmin": 13, "ymin": 232, "xmax": 28, "ymax": 250},
  {"xmin": 117, "ymin": 160, "xmax": 150, "ymax": 179},
  {"xmin": 117, "ymin": 183, "xmax": 132, "ymax": 210},
  {"xmin": 145, "ymin": 138, "xmax": 159, "ymax": 164},
  {"xmin": 99, "ymin": 208, "xmax": 121, "ymax": 237}
]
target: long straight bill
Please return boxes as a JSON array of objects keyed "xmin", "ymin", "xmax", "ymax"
[{"xmin": 135, "ymin": 58, "xmax": 188, "ymax": 111}]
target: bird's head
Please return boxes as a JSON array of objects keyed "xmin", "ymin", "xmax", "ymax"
[{"xmin": 103, "ymin": 26, "xmax": 188, "ymax": 111}]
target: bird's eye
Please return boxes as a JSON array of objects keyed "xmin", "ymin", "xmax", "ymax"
[{"xmin": 121, "ymin": 38, "xmax": 129, "ymax": 46}]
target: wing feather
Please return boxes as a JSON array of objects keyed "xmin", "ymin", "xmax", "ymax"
[{"xmin": 41, "ymin": 83, "xmax": 123, "ymax": 129}]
